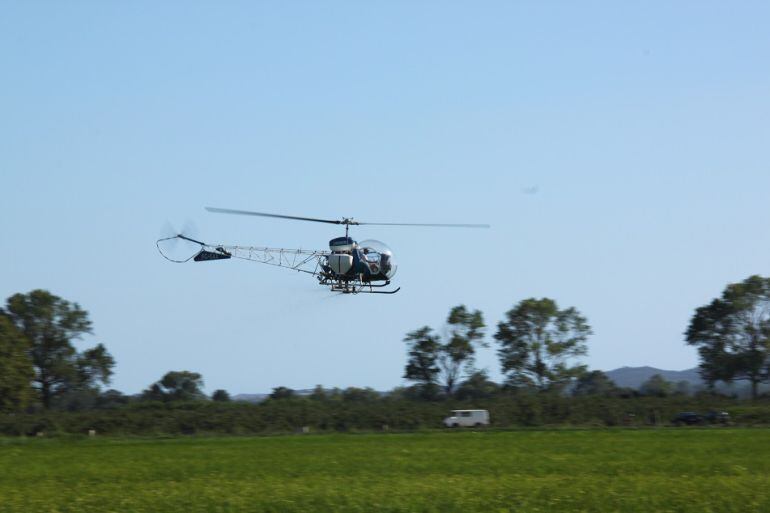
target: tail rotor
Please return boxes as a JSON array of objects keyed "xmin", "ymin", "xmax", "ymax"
[{"xmin": 157, "ymin": 219, "xmax": 202, "ymax": 262}]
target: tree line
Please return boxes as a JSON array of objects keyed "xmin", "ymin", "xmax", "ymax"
[
  {"xmin": 402, "ymin": 300, "xmax": 591, "ymax": 400},
  {"xmin": 0, "ymin": 290, "xmax": 233, "ymax": 412},
  {"xmin": 1, "ymin": 275, "xmax": 770, "ymax": 418},
  {"xmin": 402, "ymin": 275, "xmax": 770, "ymax": 401}
]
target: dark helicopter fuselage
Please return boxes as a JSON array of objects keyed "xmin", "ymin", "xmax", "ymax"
[{"xmin": 324, "ymin": 237, "xmax": 395, "ymax": 282}]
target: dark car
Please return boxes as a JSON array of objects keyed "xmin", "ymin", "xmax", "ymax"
[
  {"xmin": 704, "ymin": 410, "xmax": 731, "ymax": 424},
  {"xmin": 672, "ymin": 412, "xmax": 703, "ymax": 426}
]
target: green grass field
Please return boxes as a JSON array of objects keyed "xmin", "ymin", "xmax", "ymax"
[{"xmin": 1, "ymin": 429, "xmax": 769, "ymax": 512}]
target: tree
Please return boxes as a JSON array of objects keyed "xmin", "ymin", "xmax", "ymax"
[
  {"xmin": 142, "ymin": 371, "xmax": 205, "ymax": 402},
  {"xmin": 309, "ymin": 385, "xmax": 328, "ymax": 401},
  {"xmin": 454, "ymin": 370, "xmax": 499, "ymax": 400},
  {"xmin": 437, "ymin": 306, "xmax": 486, "ymax": 396},
  {"xmin": 141, "ymin": 383, "xmax": 166, "ymax": 402},
  {"xmin": 341, "ymin": 387, "xmax": 380, "ymax": 402},
  {"xmin": 639, "ymin": 374, "xmax": 672, "ymax": 397},
  {"xmin": 403, "ymin": 326, "xmax": 441, "ymax": 399},
  {"xmin": 572, "ymin": 370, "xmax": 619, "ymax": 397},
  {"xmin": 3, "ymin": 290, "xmax": 114, "ymax": 408},
  {"xmin": 76, "ymin": 344, "xmax": 114, "ymax": 391},
  {"xmin": 95, "ymin": 389, "xmax": 130, "ymax": 409},
  {"xmin": 211, "ymin": 389, "xmax": 231, "ymax": 402},
  {"xmin": 686, "ymin": 275, "xmax": 770, "ymax": 399},
  {"xmin": 403, "ymin": 305, "xmax": 487, "ymax": 397},
  {"xmin": 495, "ymin": 298, "xmax": 591, "ymax": 390},
  {"xmin": 674, "ymin": 380, "xmax": 692, "ymax": 396},
  {"xmin": 0, "ymin": 316, "xmax": 34, "ymax": 412},
  {"xmin": 270, "ymin": 386, "xmax": 295, "ymax": 400}
]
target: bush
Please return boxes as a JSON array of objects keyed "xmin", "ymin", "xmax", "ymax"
[{"xmin": 1, "ymin": 394, "xmax": 767, "ymax": 436}]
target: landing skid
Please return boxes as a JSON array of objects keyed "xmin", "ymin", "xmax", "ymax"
[
  {"xmin": 323, "ymin": 278, "xmax": 400, "ymax": 295},
  {"xmin": 355, "ymin": 287, "xmax": 400, "ymax": 295}
]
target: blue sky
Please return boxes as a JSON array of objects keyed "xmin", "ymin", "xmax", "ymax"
[{"xmin": 2, "ymin": 2, "xmax": 769, "ymax": 394}]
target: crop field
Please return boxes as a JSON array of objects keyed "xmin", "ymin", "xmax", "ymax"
[{"xmin": 1, "ymin": 429, "xmax": 769, "ymax": 513}]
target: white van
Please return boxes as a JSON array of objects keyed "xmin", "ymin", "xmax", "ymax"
[{"xmin": 443, "ymin": 409, "xmax": 490, "ymax": 427}]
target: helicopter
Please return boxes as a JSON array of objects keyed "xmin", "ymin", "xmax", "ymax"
[{"xmin": 157, "ymin": 207, "xmax": 489, "ymax": 294}]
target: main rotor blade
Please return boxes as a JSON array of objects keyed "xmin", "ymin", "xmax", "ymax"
[
  {"xmin": 358, "ymin": 222, "xmax": 490, "ymax": 228},
  {"xmin": 205, "ymin": 207, "xmax": 342, "ymax": 225},
  {"xmin": 206, "ymin": 206, "xmax": 489, "ymax": 228}
]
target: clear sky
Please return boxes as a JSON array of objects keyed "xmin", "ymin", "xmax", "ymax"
[{"xmin": 2, "ymin": 1, "xmax": 769, "ymax": 395}]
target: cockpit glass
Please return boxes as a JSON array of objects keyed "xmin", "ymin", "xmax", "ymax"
[{"xmin": 358, "ymin": 239, "xmax": 397, "ymax": 279}]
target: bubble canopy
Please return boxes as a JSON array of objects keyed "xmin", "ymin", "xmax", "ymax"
[{"xmin": 358, "ymin": 239, "xmax": 397, "ymax": 279}]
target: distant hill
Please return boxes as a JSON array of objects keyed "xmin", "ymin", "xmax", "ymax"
[
  {"xmin": 233, "ymin": 369, "xmax": 763, "ymax": 401},
  {"xmin": 232, "ymin": 389, "xmax": 321, "ymax": 403},
  {"xmin": 233, "ymin": 372, "xmax": 706, "ymax": 401},
  {"xmin": 232, "ymin": 393, "xmax": 269, "ymax": 403},
  {"xmin": 604, "ymin": 366, "xmax": 703, "ymax": 389},
  {"xmin": 604, "ymin": 366, "xmax": 770, "ymax": 398}
]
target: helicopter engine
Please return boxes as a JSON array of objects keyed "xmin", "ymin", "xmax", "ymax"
[
  {"xmin": 328, "ymin": 254, "xmax": 354, "ymax": 274},
  {"xmin": 327, "ymin": 237, "xmax": 356, "ymax": 275}
]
